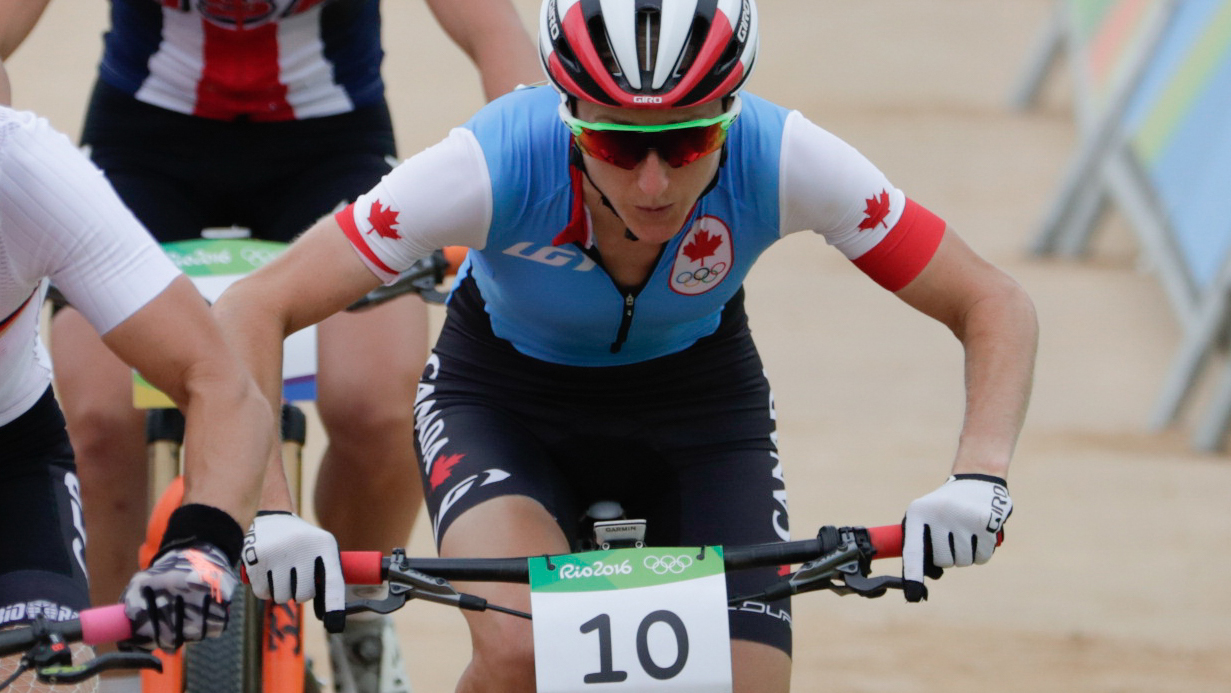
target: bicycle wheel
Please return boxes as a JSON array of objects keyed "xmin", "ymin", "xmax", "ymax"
[{"xmin": 183, "ymin": 589, "xmax": 262, "ymax": 693}]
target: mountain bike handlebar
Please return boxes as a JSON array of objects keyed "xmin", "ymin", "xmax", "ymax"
[
  {"xmin": 339, "ymin": 523, "xmax": 905, "ymax": 585},
  {"xmin": 0, "ymin": 523, "xmax": 987, "ymax": 685},
  {"xmin": 0, "ymin": 606, "xmax": 161, "ymax": 688},
  {"xmin": 333, "ymin": 524, "xmax": 936, "ymax": 619}
]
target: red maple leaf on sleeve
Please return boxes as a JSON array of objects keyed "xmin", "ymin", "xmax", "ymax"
[
  {"xmin": 682, "ymin": 229, "xmax": 723, "ymax": 265},
  {"xmin": 429, "ymin": 452, "xmax": 466, "ymax": 491},
  {"xmin": 367, "ymin": 200, "xmax": 401, "ymax": 240},
  {"xmin": 857, "ymin": 189, "xmax": 891, "ymax": 231}
]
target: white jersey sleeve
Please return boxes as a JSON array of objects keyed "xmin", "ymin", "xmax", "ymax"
[
  {"xmin": 1, "ymin": 108, "xmax": 179, "ymax": 424},
  {"xmin": 778, "ymin": 110, "xmax": 945, "ymax": 292},
  {"xmin": 335, "ymin": 128, "xmax": 492, "ymax": 284},
  {"xmin": 1, "ymin": 109, "xmax": 180, "ymax": 333}
]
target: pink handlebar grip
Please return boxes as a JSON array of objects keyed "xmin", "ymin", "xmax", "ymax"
[
  {"xmin": 79, "ymin": 604, "xmax": 132, "ymax": 645},
  {"xmin": 340, "ymin": 551, "xmax": 384, "ymax": 585},
  {"xmin": 867, "ymin": 525, "xmax": 904, "ymax": 559}
]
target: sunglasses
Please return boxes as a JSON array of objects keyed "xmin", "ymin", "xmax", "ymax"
[{"xmin": 559, "ymin": 95, "xmax": 742, "ymax": 170}]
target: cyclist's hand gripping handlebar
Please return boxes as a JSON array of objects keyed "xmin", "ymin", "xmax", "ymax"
[
  {"xmin": 242, "ymin": 512, "xmax": 347, "ymax": 633},
  {"xmin": 121, "ymin": 543, "xmax": 239, "ymax": 652},
  {"xmin": 902, "ymin": 475, "xmax": 1012, "ymax": 602}
]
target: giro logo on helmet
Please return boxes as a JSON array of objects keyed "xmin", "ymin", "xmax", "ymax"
[
  {"xmin": 633, "ymin": 96, "xmax": 664, "ymax": 104},
  {"xmin": 546, "ymin": 0, "xmax": 560, "ymax": 39},
  {"xmin": 737, "ymin": 0, "xmax": 752, "ymax": 42}
]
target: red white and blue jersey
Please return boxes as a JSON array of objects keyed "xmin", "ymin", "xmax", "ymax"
[
  {"xmin": 99, "ymin": 0, "xmax": 384, "ymax": 122},
  {"xmin": 337, "ymin": 86, "xmax": 947, "ymax": 367}
]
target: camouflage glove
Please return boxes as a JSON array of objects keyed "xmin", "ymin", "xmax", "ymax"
[{"xmin": 121, "ymin": 504, "xmax": 243, "ymax": 652}]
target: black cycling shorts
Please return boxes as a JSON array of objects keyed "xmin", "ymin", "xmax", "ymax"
[
  {"xmin": 0, "ymin": 388, "xmax": 91, "ymax": 627},
  {"xmin": 417, "ymin": 277, "xmax": 794, "ymax": 654},
  {"xmin": 80, "ymin": 80, "xmax": 397, "ymax": 244}
]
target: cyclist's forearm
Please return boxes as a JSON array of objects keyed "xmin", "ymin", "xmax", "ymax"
[
  {"xmin": 949, "ymin": 280, "xmax": 1037, "ymax": 479},
  {"xmin": 102, "ymin": 277, "xmax": 276, "ymax": 528},
  {"xmin": 425, "ymin": 0, "xmax": 541, "ymax": 100},
  {"xmin": 177, "ymin": 372, "xmax": 275, "ymax": 527},
  {"xmin": 211, "ymin": 280, "xmax": 309, "ymax": 514}
]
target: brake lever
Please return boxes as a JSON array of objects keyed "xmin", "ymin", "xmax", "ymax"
[
  {"xmin": 788, "ymin": 526, "xmax": 902, "ymax": 599},
  {"xmin": 36, "ymin": 652, "xmax": 163, "ymax": 685},
  {"xmin": 345, "ymin": 548, "xmax": 477, "ymax": 615}
]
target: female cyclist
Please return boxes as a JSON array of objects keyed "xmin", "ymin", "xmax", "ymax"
[{"xmin": 219, "ymin": 1, "xmax": 1037, "ymax": 691}]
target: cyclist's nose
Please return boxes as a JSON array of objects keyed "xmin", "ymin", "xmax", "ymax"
[{"xmin": 634, "ymin": 150, "xmax": 671, "ymax": 196}]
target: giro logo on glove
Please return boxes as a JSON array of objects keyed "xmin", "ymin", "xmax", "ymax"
[
  {"xmin": 121, "ymin": 543, "xmax": 239, "ymax": 652},
  {"xmin": 901, "ymin": 474, "xmax": 1012, "ymax": 603},
  {"xmin": 987, "ymin": 484, "xmax": 1011, "ymax": 533}
]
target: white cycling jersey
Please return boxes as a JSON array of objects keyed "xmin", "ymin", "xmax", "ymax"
[{"xmin": 0, "ymin": 107, "xmax": 180, "ymax": 426}]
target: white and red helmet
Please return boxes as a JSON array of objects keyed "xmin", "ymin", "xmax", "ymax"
[{"xmin": 540, "ymin": 0, "xmax": 759, "ymax": 109}]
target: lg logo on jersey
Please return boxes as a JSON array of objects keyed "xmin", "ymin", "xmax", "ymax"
[{"xmin": 503, "ymin": 242, "xmax": 597, "ymax": 271}]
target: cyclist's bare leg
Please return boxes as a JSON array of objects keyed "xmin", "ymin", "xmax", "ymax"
[
  {"xmin": 314, "ymin": 294, "xmax": 428, "ymax": 553},
  {"xmin": 732, "ymin": 639, "xmax": 790, "ymax": 693},
  {"xmin": 48, "ymin": 309, "xmax": 148, "ymax": 612},
  {"xmin": 440, "ymin": 496, "xmax": 571, "ymax": 693}
]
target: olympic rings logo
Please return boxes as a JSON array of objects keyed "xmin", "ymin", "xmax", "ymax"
[
  {"xmin": 643, "ymin": 555, "xmax": 693, "ymax": 575},
  {"xmin": 241, "ymin": 247, "xmax": 281, "ymax": 268},
  {"xmin": 673, "ymin": 262, "xmax": 728, "ymax": 288}
]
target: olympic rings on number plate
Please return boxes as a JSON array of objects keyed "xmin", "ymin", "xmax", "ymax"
[{"xmin": 642, "ymin": 555, "xmax": 694, "ymax": 575}]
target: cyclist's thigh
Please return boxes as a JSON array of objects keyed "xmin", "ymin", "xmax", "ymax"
[
  {"xmin": 670, "ymin": 444, "xmax": 793, "ymax": 656},
  {"xmin": 416, "ymin": 398, "xmax": 582, "ymax": 549},
  {"xmin": 0, "ymin": 389, "xmax": 91, "ymax": 626}
]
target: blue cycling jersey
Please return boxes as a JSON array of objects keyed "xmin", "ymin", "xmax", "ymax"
[{"xmin": 338, "ymin": 86, "xmax": 945, "ymax": 367}]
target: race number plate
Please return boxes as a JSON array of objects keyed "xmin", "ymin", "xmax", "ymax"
[
  {"xmin": 133, "ymin": 238, "xmax": 318, "ymax": 407},
  {"xmin": 530, "ymin": 547, "xmax": 732, "ymax": 692}
]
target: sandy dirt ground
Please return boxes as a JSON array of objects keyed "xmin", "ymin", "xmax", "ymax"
[{"xmin": 8, "ymin": 1, "xmax": 1231, "ymax": 691}]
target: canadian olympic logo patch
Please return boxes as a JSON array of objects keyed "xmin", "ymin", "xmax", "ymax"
[{"xmin": 669, "ymin": 216, "xmax": 732, "ymax": 296}]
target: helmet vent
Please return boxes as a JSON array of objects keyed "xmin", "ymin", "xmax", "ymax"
[
  {"xmin": 635, "ymin": 8, "xmax": 660, "ymax": 84},
  {"xmin": 587, "ymin": 15, "xmax": 624, "ymax": 83},
  {"xmin": 672, "ymin": 16, "xmax": 708, "ymax": 84}
]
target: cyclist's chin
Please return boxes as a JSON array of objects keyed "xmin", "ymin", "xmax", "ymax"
[{"xmin": 626, "ymin": 213, "xmax": 690, "ymax": 244}]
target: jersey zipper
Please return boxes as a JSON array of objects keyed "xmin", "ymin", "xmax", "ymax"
[
  {"xmin": 611, "ymin": 292, "xmax": 636, "ymax": 353},
  {"xmin": 577, "ymin": 241, "xmax": 663, "ymax": 354}
]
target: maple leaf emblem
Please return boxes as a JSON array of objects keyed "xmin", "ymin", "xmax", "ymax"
[
  {"xmin": 857, "ymin": 189, "xmax": 891, "ymax": 231},
  {"xmin": 429, "ymin": 452, "xmax": 465, "ymax": 491},
  {"xmin": 682, "ymin": 229, "xmax": 723, "ymax": 265},
  {"xmin": 367, "ymin": 200, "xmax": 401, "ymax": 240}
]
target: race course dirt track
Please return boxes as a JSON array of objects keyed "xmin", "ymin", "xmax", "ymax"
[{"xmin": 9, "ymin": 1, "xmax": 1230, "ymax": 691}]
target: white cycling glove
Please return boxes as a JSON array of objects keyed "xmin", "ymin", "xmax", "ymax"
[
  {"xmin": 243, "ymin": 511, "xmax": 346, "ymax": 632},
  {"xmin": 902, "ymin": 474, "xmax": 1012, "ymax": 602},
  {"xmin": 122, "ymin": 504, "xmax": 243, "ymax": 652}
]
